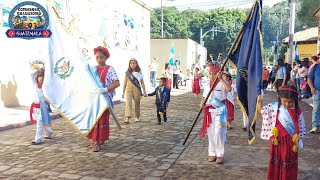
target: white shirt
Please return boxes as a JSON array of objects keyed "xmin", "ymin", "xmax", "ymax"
[
  {"xmin": 150, "ymin": 61, "xmax": 159, "ymax": 72},
  {"xmin": 132, "ymin": 71, "xmax": 144, "ymax": 81},
  {"xmin": 202, "ymin": 81, "xmax": 227, "ymax": 104},
  {"xmin": 173, "ymin": 64, "xmax": 180, "ymax": 74}
]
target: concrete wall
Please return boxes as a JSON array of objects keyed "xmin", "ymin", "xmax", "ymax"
[
  {"xmin": 150, "ymin": 38, "xmax": 207, "ymax": 78},
  {"xmin": 0, "ymin": 0, "xmax": 150, "ymax": 107}
]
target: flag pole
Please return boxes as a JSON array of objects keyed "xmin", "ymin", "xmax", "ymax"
[
  {"xmin": 109, "ymin": 109, "xmax": 122, "ymax": 130},
  {"xmin": 182, "ymin": 1, "xmax": 257, "ymax": 145}
]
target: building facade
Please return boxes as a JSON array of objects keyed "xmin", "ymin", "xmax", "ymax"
[{"xmin": 150, "ymin": 38, "xmax": 207, "ymax": 78}]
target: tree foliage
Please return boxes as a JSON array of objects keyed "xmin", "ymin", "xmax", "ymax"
[
  {"xmin": 150, "ymin": 1, "xmax": 318, "ymax": 62},
  {"xmin": 297, "ymin": 0, "xmax": 320, "ymax": 28}
]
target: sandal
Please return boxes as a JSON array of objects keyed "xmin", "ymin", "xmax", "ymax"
[
  {"xmin": 92, "ymin": 144, "xmax": 100, "ymax": 152},
  {"xmin": 216, "ymin": 157, "xmax": 224, "ymax": 164},
  {"xmin": 208, "ymin": 156, "xmax": 216, "ymax": 162}
]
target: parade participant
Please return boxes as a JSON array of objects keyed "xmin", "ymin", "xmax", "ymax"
[
  {"xmin": 258, "ymin": 85, "xmax": 306, "ymax": 180},
  {"xmin": 29, "ymin": 62, "xmax": 53, "ymax": 145},
  {"xmin": 162, "ymin": 63, "xmax": 172, "ymax": 91},
  {"xmin": 122, "ymin": 58, "xmax": 147, "ymax": 124},
  {"xmin": 87, "ymin": 46, "xmax": 120, "ymax": 152},
  {"xmin": 192, "ymin": 67, "xmax": 201, "ymax": 98},
  {"xmin": 148, "ymin": 77, "xmax": 171, "ymax": 125},
  {"xmin": 223, "ymin": 72, "xmax": 235, "ymax": 129},
  {"xmin": 199, "ymin": 62, "xmax": 231, "ymax": 164}
]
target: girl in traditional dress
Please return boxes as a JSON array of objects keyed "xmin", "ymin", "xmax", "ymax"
[
  {"xmin": 122, "ymin": 58, "xmax": 147, "ymax": 124},
  {"xmin": 258, "ymin": 85, "xmax": 306, "ymax": 180},
  {"xmin": 162, "ymin": 62, "xmax": 172, "ymax": 90},
  {"xmin": 87, "ymin": 46, "xmax": 120, "ymax": 152},
  {"xmin": 29, "ymin": 63, "xmax": 53, "ymax": 145},
  {"xmin": 199, "ymin": 62, "xmax": 231, "ymax": 164},
  {"xmin": 192, "ymin": 67, "xmax": 201, "ymax": 98}
]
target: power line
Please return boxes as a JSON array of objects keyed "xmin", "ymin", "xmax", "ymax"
[
  {"xmin": 173, "ymin": 0, "xmax": 253, "ymax": 10},
  {"xmin": 173, "ymin": 0, "xmax": 252, "ymax": 7}
]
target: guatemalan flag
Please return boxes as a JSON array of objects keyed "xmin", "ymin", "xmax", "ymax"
[
  {"xmin": 294, "ymin": 42, "xmax": 300, "ymax": 61},
  {"xmin": 169, "ymin": 44, "xmax": 175, "ymax": 66},
  {"xmin": 43, "ymin": 1, "xmax": 113, "ymax": 136},
  {"xmin": 228, "ymin": 0, "xmax": 263, "ymax": 144}
]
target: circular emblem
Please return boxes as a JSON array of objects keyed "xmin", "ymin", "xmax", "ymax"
[
  {"xmin": 54, "ymin": 57, "xmax": 74, "ymax": 80},
  {"xmin": 9, "ymin": 1, "xmax": 49, "ymax": 30}
]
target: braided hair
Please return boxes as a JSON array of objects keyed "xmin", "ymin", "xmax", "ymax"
[{"xmin": 276, "ymin": 85, "xmax": 299, "ymax": 122}]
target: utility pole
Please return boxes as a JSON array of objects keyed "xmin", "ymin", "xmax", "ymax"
[
  {"xmin": 288, "ymin": 0, "xmax": 296, "ymax": 65},
  {"xmin": 161, "ymin": 0, "xmax": 164, "ymax": 38}
]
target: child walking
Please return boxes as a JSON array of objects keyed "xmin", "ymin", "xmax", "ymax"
[
  {"xmin": 199, "ymin": 62, "xmax": 231, "ymax": 164},
  {"xmin": 148, "ymin": 77, "xmax": 170, "ymax": 125},
  {"xmin": 223, "ymin": 72, "xmax": 235, "ymax": 129},
  {"xmin": 29, "ymin": 62, "xmax": 53, "ymax": 145},
  {"xmin": 122, "ymin": 58, "xmax": 147, "ymax": 124},
  {"xmin": 192, "ymin": 67, "xmax": 201, "ymax": 98},
  {"xmin": 258, "ymin": 85, "xmax": 306, "ymax": 180}
]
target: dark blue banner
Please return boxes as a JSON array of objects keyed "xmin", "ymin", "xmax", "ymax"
[{"xmin": 228, "ymin": 0, "xmax": 263, "ymax": 144}]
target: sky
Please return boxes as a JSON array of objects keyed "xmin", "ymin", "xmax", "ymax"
[{"xmin": 146, "ymin": 0, "xmax": 285, "ymax": 11}]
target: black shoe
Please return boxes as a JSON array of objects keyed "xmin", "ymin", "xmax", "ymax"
[
  {"xmin": 31, "ymin": 140, "xmax": 42, "ymax": 145},
  {"xmin": 164, "ymin": 118, "xmax": 167, "ymax": 122}
]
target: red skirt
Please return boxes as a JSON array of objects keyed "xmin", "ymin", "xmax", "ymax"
[
  {"xmin": 86, "ymin": 109, "xmax": 110, "ymax": 143},
  {"xmin": 224, "ymin": 99, "xmax": 234, "ymax": 122},
  {"xmin": 192, "ymin": 79, "xmax": 200, "ymax": 95},
  {"xmin": 267, "ymin": 135, "xmax": 298, "ymax": 180},
  {"xmin": 166, "ymin": 79, "xmax": 171, "ymax": 90}
]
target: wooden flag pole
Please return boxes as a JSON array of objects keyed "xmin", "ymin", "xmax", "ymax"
[
  {"xmin": 182, "ymin": 2, "xmax": 256, "ymax": 145},
  {"xmin": 109, "ymin": 109, "xmax": 122, "ymax": 130}
]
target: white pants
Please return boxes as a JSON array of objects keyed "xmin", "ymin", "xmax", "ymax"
[
  {"xmin": 33, "ymin": 108, "xmax": 52, "ymax": 142},
  {"xmin": 207, "ymin": 112, "xmax": 227, "ymax": 157}
]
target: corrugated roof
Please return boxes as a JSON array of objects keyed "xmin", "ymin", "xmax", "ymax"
[{"xmin": 282, "ymin": 27, "xmax": 318, "ymax": 43}]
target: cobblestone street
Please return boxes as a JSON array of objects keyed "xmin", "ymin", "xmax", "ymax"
[{"xmin": 0, "ymin": 90, "xmax": 319, "ymax": 180}]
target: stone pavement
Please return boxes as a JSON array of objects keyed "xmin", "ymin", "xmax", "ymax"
[{"xmin": 0, "ymin": 88, "xmax": 319, "ymax": 180}]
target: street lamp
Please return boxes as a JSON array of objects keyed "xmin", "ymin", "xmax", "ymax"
[
  {"xmin": 200, "ymin": 26, "xmax": 223, "ymax": 46},
  {"xmin": 161, "ymin": 0, "xmax": 175, "ymax": 38}
]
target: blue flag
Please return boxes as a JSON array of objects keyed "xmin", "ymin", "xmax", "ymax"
[
  {"xmin": 228, "ymin": 0, "xmax": 263, "ymax": 144},
  {"xmin": 43, "ymin": 2, "xmax": 113, "ymax": 136},
  {"xmin": 294, "ymin": 42, "xmax": 300, "ymax": 61}
]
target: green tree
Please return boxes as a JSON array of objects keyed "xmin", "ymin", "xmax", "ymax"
[{"xmin": 297, "ymin": 0, "xmax": 320, "ymax": 28}]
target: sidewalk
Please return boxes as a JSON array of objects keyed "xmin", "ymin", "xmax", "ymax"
[
  {"xmin": 0, "ymin": 106, "xmax": 61, "ymax": 131},
  {"xmin": 0, "ymin": 86, "xmax": 190, "ymax": 132}
]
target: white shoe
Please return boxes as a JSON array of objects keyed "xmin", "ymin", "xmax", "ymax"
[{"xmin": 135, "ymin": 118, "xmax": 140, "ymax": 122}]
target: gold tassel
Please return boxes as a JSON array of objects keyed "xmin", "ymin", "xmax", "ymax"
[
  {"xmin": 292, "ymin": 134, "xmax": 299, "ymax": 144},
  {"xmin": 292, "ymin": 145, "xmax": 298, "ymax": 153},
  {"xmin": 271, "ymin": 127, "xmax": 279, "ymax": 146}
]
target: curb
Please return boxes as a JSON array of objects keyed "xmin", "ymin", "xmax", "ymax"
[
  {"xmin": 0, "ymin": 100, "xmax": 124, "ymax": 132},
  {"xmin": 0, "ymin": 113, "xmax": 61, "ymax": 132}
]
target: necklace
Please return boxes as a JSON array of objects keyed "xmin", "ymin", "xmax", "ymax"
[{"xmin": 99, "ymin": 66, "xmax": 107, "ymax": 79}]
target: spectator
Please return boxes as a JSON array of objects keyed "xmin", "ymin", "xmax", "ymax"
[
  {"xmin": 262, "ymin": 65, "xmax": 269, "ymax": 92},
  {"xmin": 172, "ymin": 60, "xmax": 180, "ymax": 89},
  {"xmin": 149, "ymin": 57, "xmax": 159, "ymax": 88},
  {"xmin": 300, "ymin": 76, "xmax": 312, "ymax": 99},
  {"xmin": 308, "ymin": 59, "xmax": 320, "ymax": 134}
]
